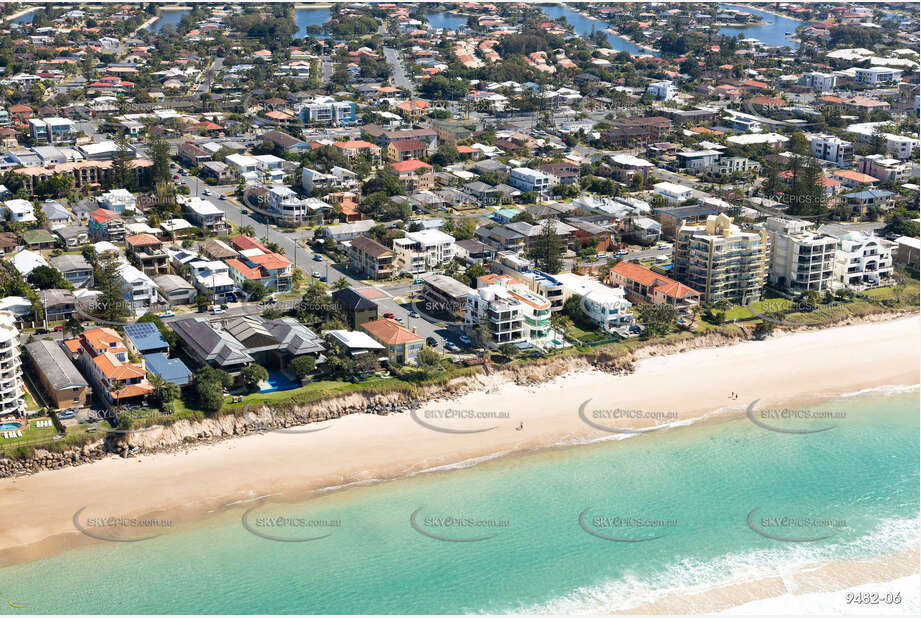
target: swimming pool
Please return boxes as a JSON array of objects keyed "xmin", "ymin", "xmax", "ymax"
[
  {"xmin": 260, "ymin": 371, "xmax": 300, "ymax": 393},
  {"xmin": 0, "ymin": 422, "xmax": 22, "ymax": 430}
]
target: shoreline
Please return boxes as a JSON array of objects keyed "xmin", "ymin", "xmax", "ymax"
[
  {"xmin": 0, "ymin": 316, "xmax": 917, "ymax": 573},
  {"xmin": 2, "ymin": 5, "xmax": 39, "ymax": 22}
]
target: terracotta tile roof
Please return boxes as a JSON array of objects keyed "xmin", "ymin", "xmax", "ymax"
[
  {"xmin": 249, "ymin": 252, "xmax": 291, "ymax": 270},
  {"xmin": 334, "ymin": 140, "xmax": 380, "ymax": 150},
  {"xmin": 362, "ymin": 318, "xmax": 424, "ymax": 346},
  {"xmin": 89, "ymin": 208, "xmax": 120, "ymax": 223},
  {"xmin": 226, "ymin": 258, "xmax": 263, "ymax": 280},
  {"xmin": 610, "ymin": 262, "xmax": 700, "ymax": 300},
  {"xmin": 391, "ymin": 159, "xmax": 431, "ymax": 173},
  {"xmin": 126, "ymin": 233, "xmax": 160, "ymax": 247},
  {"xmin": 230, "ymin": 235, "xmax": 269, "ymax": 253},
  {"xmin": 833, "ymin": 170, "xmax": 877, "ymax": 183}
]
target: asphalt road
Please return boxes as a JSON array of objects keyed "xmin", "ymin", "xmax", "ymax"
[
  {"xmin": 383, "ymin": 46, "xmax": 413, "ymax": 93},
  {"xmin": 175, "ymin": 177, "xmax": 459, "ymax": 350}
]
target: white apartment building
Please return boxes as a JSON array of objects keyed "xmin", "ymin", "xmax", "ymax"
[
  {"xmin": 854, "ymin": 67, "xmax": 902, "ymax": 85},
  {"xmin": 832, "ymin": 231, "xmax": 893, "ymax": 288},
  {"xmin": 301, "ymin": 166, "xmax": 358, "ymax": 193},
  {"xmin": 393, "ymin": 229, "xmax": 455, "ymax": 275},
  {"xmin": 97, "ymin": 188, "xmax": 137, "ymax": 214},
  {"xmin": 463, "ymin": 274, "xmax": 552, "ymax": 348},
  {"xmin": 225, "ymin": 153, "xmax": 260, "ymax": 175},
  {"xmin": 647, "ymin": 80, "xmax": 677, "ymax": 101},
  {"xmin": 846, "ymin": 123, "xmax": 920, "ymax": 160},
  {"xmin": 761, "ymin": 218, "xmax": 837, "ymax": 293},
  {"xmin": 28, "ymin": 117, "xmax": 76, "ymax": 143},
  {"xmin": 809, "ymin": 134, "xmax": 853, "ymax": 166},
  {"xmin": 554, "ymin": 273, "xmax": 635, "ymax": 335},
  {"xmin": 653, "ymin": 181, "xmax": 694, "ymax": 204},
  {"xmin": 509, "ymin": 167, "xmax": 555, "ymax": 198},
  {"xmin": 117, "ymin": 263, "xmax": 159, "ymax": 311},
  {"xmin": 296, "ymin": 97, "xmax": 357, "ymax": 125},
  {"xmin": 856, "ymin": 154, "xmax": 916, "ymax": 183},
  {"xmin": 798, "ymin": 71, "xmax": 836, "ymax": 91},
  {"xmin": 0, "ymin": 311, "xmax": 25, "ymax": 418}
]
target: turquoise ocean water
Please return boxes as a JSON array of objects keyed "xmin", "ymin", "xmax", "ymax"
[{"xmin": 2, "ymin": 390, "xmax": 918, "ymax": 614}]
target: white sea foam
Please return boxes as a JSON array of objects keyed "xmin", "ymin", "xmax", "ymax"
[
  {"xmin": 835, "ymin": 384, "xmax": 920, "ymax": 399},
  {"xmin": 512, "ymin": 516, "xmax": 920, "ymax": 615}
]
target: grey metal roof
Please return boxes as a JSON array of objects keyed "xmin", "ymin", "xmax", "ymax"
[
  {"xmin": 26, "ymin": 340, "xmax": 88, "ymax": 391},
  {"xmin": 171, "ymin": 317, "xmax": 254, "ymax": 367}
]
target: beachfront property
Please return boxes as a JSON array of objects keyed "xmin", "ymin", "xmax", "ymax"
[
  {"xmin": 608, "ymin": 262, "xmax": 701, "ymax": 311},
  {"xmin": 170, "ymin": 317, "xmax": 253, "ymax": 374},
  {"xmin": 361, "ymin": 318, "xmax": 425, "ymax": 365},
  {"xmin": 64, "ymin": 327, "xmax": 153, "ymax": 409},
  {"xmin": 653, "ymin": 182, "xmax": 694, "ymax": 204},
  {"xmin": 24, "ymin": 339, "xmax": 89, "ymax": 410},
  {"xmin": 0, "ymin": 312, "xmax": 25, "ymax": 417},
  {"xmin": 221, "ymin": 316, "xmax": 325, "ymax": 370},
  {"xmin": 673, "ymin": 214, "xmax": 769, "ymax": 305},
  {"xmin": 760, "ymin": 218, "xmax": 837, "ymax": 293},
  {"xmin": 829, "ymin": 231, "xmax": 894, "ymax": 288},
  {"xmin": 554, "ymin": 273, "xmax": 636, "ymax": 336},
  {"xmin": 464, "ymin": 274, "xmax": 553, "ymax": 348},
  {"xmin": 490, "ymin": 252, "xmax": 565, "ymax": 311}
]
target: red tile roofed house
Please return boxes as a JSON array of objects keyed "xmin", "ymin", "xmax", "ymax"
[
  {"xmin": 390, "ymin": 159, "xmax": 434, "ymax": 192},
  {"xmin": 778, "ymin": 170, "xmax": 843, "ymax": 200},
  {"xmin": 226, "ymin": 236, "xmax": 292, "ymax": 292},
  {"xmin": 361, "ymin": 318, "xmax": 425, "ymax": 365},
  {"xmin": 332, "ymin": 140, "xmax": 381, "ymax": 164},
  {"xmin": 396, "ymin": 99, "xmax": 429, "ymax": 119},
  {"xmin": 740, "ymin": 79, "xmax": 769, "ymax": 91},
  {"xmin": 88, "ymin": 208, "xmax": 126, "ymax": 241},
  {"xmin": 608, "ymin": 262, "xmax": 700, "ymax": 310},
  {"xmin": 831, "ymin": 169, "xmax": 879, "ymax": 188},
  {"xmin": 66, "ymin": 327, "xmax": 153, "ymax": 409},
  {"xmin": 749, "ymin": 95, "xmax": 786, "ymax": 110},
  {"xmin": 8, "ymin": 104, "xmax": 33, "ymax": 121},
  {"xmin": 230, "ymin": 235, "xmax": 270, "ymax": 253},
  {"xmin": 817, "ymin": 95, "xmax": 846, "ymax": 110},
  {"xmin": 386, "ymin": 138, "xmax": 427, "ymax": 162}
]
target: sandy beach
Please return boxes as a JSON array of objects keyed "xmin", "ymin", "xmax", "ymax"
[{"xmin": 1, "ymin": 317, "xmax": 918, "ymax": 574}]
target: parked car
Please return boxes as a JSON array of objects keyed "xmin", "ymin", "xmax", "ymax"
[
  {"xmin": 458, "ymin": 335, "xmax": 472, "ymax": 345},
  {"xmin": 57, "ymin": 410, "xmax": 76, "ymax": 420},
  {"xmin": 426, "ymin": 337, "xmax": 438, "ymax": 347},
  {"xmin": 219, "ymin": 194, "xmax": 227, "ymax": 200},
  {"xmin": 445, "ymin": 342, "xmax": 460, "ymax": 352},
  {"xmin": 202, "ymin": 189, "xmax": 212, "ymax": 196},
  {"xmin": 312, "ymin": 254, "xmax": 323, "ymax": 261},
  {"xmin": 409, "ymin": 311, "xmax": 420, "ymax": 318},
  {"xmin": 210, "ymin": 306, "xmax": 225, "ymax": 314},
  {"xmin": 312, "ymin": 271, "xmax": 321, "ymax": 279},
  {"xmin": 383, "ymin": 312, "xmax": 395, "ymax": 319},
  {"xmin": 158, "ymin": 311, "xmax": 175, "ymax": 318},
  {"xmin": 35, "ymin": 328, "xmax": 50, "ymax": 335},
  {"xmin": 53, "ymin": 325, "xmax": 64, "ymax": 332}
]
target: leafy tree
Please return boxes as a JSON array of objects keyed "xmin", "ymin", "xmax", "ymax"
[
  {"xmin": 241, "ymin": 363, "xmax": 269, "ymax": 390},
  {"xmin": 635, "ymin": 304, "xmax": 678, "ymax": 337},
  {"xmin": 415, "ymin": 346, "xmax": 442, "ymax": 374},
  {"xmin": 149, "ymin": 373, "xmax": 180, "ymax": 409},
  {"xmin": 196, "ymin": 380, "xmax": 225, "ymax": 414},
  {"xmin": 497, "ymin": 343, "xmax": 519, "ymax": 359},
  {"xmin": 137, "ymin": 312, "xmax": 179, "ymax": 349},
  {"xmin": 290, "ymin": 355, "xmax": 316, "ymax": 378},
  {"xmin": 242, "ymin": 280, "xmax": 268, "ymax": 301},
  {"xmin": 64, "ymin": 317, "xmax": 83, "ymax": 339},
  {"xmin": 27, "ymin": 265, "xmax": 68, "ymax": 290}
]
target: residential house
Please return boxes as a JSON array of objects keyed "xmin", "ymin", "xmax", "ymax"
[
  {"xmin": 609, "ymin": 262, "xmax": 701, "ymax": 310},
  {"xmin": 50, "ymin": 254, "xmax": 93, "ymax": 288},
  {"xmin": 554, "ymin": 273, "xmax": 635, "ymax": 335},
  {"xmin": 88, "ymin": 208, "xmax": 125, "ymax": 242},
  {"xmin": 830, "ymin": 231, "xmax": 893, "ymax": 288},
  {"xmin": 155, "ymin": 274, "xmax": 197, "ymax": 305},
  {"xmin": 65, "ymin": 327, "xmax": 153, "ymax": 408},
  {"xmin": 391, "ymin": 159, "xmax": 435, "ymax": 192},
  {"xmin": 123, "ymin": 322, "xmax": 170, "ymax": 356},
  {"xmin": 386, "ymin": 139, "xmax": 427, "ymax": 162},
  {"xmin": 361, "ymin": 318, "xmax": 425, "ymax": 365},
  {"xmin": 182, "ymin": 196, "xmax": 227, "ymax": 233},
  {"xmin": 126, "ymin": 233, "xmax": 169, "ymax": 276},
  {"xmin": 420, "ymin": 274, "xmax": 474, "ymax": 319},
  {"xmin": 170, "ymin": 317, "xmax": 253, "ymax": 374},
  {"xmin": 331, "ymin": 287, "xmax": 379, "ymax": 331},
  {"xmin": 117, "ymin": 263, "xmax": 159, "ymax": 310},
  {"xmin": 177, "ymin": 142, "xmax": 211, "ymax": 166}
]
